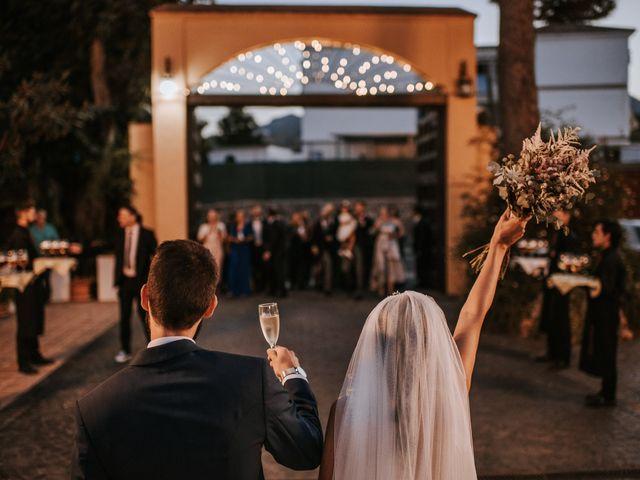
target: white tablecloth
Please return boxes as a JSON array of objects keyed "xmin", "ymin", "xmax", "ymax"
[
  {"xmin": 511, "ymin": 256, "xmax": 550, "ymax": 276},
  {"xmin": 97, "ymin": 254, "xmax": 118, "ymax": 302},
  {"xmin": 33, "ymin": 257, "xmax": 78, "ymax": 276},
  {"xmin": 33, "ymin": 257, "xmax": 78, "ymax": 302},
  {"xmin": 547, "ymin": 273, "xmax": 601, "ymax": 297},
  {"xmin": 0, "ymin": 272, "xmax": 35, "ymax": 293}
]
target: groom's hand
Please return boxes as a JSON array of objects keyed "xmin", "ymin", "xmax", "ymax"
[{"xmin": 267, "ymin": 346, "xmax": 299, "ymax": 379}]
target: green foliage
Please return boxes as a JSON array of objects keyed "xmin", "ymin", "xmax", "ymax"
[
  {"xmin": 535, "ymin": 0, "xmax": 616, "ymax": 24},
  {"xmin": 0, "ymin": 0, "xmax": 164, "ymax": 242},
  {"xmin": 215, "ymin": 108, "xmax": 264, "ymax": 146}
]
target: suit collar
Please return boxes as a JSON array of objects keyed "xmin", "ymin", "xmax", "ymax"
[{"xmin": 130, "ymin": 339, "xmax": 202, "ymax": 366}]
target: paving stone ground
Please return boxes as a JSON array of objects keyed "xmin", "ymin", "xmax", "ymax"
[
  {"xmin": 0, "ymin": 291, "xmax": 639, "ymax": 480},
  {"xmin": 0, "ymin": 302, "xmax": 118, "ymax": 410}
]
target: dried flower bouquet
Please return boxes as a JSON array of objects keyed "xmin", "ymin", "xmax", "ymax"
[{"xmin": 464, "ymin": 124, "xmax": 597, "ymax": 276}]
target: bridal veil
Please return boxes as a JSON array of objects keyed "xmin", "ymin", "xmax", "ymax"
[{"xmin": 333, "ymin": 291, "xmax": 477, "ymax": 479}]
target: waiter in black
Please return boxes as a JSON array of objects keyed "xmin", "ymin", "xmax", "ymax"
[
  {"xmin": 580, "ymin": 220, "xmax": 626, "ymax": 407},
  {"xmin": 7, "ymin": 201, "xmax": 53, "ymax": 374},
  {"xmin": 262, "ymin": 207, "xmax": 287, "ymax": 298},
  {"xmin": 537, "ymin": 210, "xmax": 578, "ymax": 369},
  {"xmin": 113, "ymin": 205, "xmax": 157, "ymax": 363}
]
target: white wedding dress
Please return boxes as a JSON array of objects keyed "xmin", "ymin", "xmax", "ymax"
[{"xmin": 332, "ymin": 291, "xmax": 477, "ymax": 479}]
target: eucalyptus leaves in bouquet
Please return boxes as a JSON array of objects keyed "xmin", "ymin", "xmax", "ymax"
[{"xmin": 465, "ymin": 124, "xmax": 597, "ymax": 276}]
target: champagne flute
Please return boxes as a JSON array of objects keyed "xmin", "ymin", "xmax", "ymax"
[
  {"xmin": 16, "ymin": 249, "xmax": 29, "ymax": 271},
  {"xmin": 258, "ymin": 302, "xmax": 280, "ymax": 348},
  {"xmin": 6, "ymin": 250, "xmax": 17, "ymax": 271}
]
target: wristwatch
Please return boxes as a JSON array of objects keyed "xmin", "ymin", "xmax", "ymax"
[{"xmin": 280, "ymin": 366, "xmax": 307, "ymax": 381}]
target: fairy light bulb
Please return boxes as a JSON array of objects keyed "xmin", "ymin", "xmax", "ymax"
[{"xmin": 192, "ymin": 40, "xmax": 433, "ymax": 98}]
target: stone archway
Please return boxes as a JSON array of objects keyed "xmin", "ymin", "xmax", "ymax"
[{"xmin": 146, "ymin": 4, "xmax": 480, "ymax": 293}]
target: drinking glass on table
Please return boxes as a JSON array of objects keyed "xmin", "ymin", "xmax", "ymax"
[
  {"xmin": 16, "ymin": 249, "xmax": 29, "ymax": 271},
  {"xmin": 40, "ymin": 241, "xmax": 51, "ymax": 256},
  {"xmin": 258, "ymin": 302, "xmax": 280, "ymax": 348},
  {"xmin": 6, "ymin": 250, "xmax": 17, "ymax": 271}
]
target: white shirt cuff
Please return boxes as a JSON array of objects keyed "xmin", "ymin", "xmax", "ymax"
[{"xmin": 282, "ymin": 373, "xmax": 308, "ymax": 385}]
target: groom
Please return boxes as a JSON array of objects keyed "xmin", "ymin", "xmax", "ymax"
[{"xmin": 71, "ymin": 240, "xmax": 323, "ymax": 479}]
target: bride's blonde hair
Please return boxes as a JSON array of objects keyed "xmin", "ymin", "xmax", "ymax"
[{"xmin": 335, "ymin": 291, "xmax": 477, "ymax": 479}]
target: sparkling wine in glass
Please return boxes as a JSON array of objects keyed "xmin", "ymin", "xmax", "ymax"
[
  {"xmin": 16, "ymin": 249, "xmax": 29, "ymax": 271},
  {"xmin": 6, "ymin": 250, "xmax": 17, "ymax": 271},
  {"xmin": 258, "ymin": 302, "xmax": 280, "ymax": 348}
]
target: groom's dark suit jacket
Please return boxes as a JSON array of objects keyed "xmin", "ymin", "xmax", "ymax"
[{"xmin": 71, "ymin": 340, "xmax": 323, "ymax": 480}]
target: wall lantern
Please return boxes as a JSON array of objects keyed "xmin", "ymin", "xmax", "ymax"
[
  {"xmin": 159, "ymin": 56, "xmax": 179, "ymax": 97},
  {"xmin": 456, "ymin": 61, "xmax": 473, "ymax": 98}
]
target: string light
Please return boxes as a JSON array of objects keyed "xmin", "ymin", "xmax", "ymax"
[{"xmin": 191, "ymin": 40, "xmax": 434, "ymax": 97}]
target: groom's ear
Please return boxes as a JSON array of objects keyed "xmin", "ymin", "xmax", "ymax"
[
  {"xmin": 203, "ymin": 294, "xmax": 218, "ymax": 319},
  {"xmin": 140, "ymin": 284, "xmax": 150, "ymax": 312}
]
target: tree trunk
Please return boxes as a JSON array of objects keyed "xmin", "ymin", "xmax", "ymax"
[
  {"xmin": 90, "ymin": 37, "xmax": 112, "ymax": 108},
  {"xmin": 76, "ymin": 37, "xmax": 115, "ymax": 242},
  {"xmin": 497, "ymin": 0, "xmax": 540, "ymax": 157}
]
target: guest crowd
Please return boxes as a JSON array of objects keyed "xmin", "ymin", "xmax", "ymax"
[
  {"xmin": 2, "ymin": 200, "xmax": 630, "ymax": 408},
  {"xmin": 195, "ymin": 202, "xmax": 433, "ymax": 300}
]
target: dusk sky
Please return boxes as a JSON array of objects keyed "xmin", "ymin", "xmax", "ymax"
[{"xmin": 222, "ymin": 0, "xmax": 640, "ymax": 98}]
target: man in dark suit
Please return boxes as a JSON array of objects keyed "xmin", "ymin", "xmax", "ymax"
[
  {"xmin": 72, "ymin": 240, "xmax": 323, "ymax": 479},
  {"xmin": 412, "ymin": 205, "xmax": 432, "ymax": 289},
  {"xmin": 113, "ymin": 205, "xmax": 157, "ymax": 363},
  {"xmin": 353, "ymin": 201, "xmax": 374, "ymax": 299},
  {"xmin": 262, "ymin": 207, "xmax": 288, "ymax": 298},
  {"xmin": 580, "ymin": 220, "xmax": 626, "ymax": 407},
  {"xmin": 311, "ymin": 203, "xmax": 337, "ymax": 295},
  {"xmin": 537, "ymin": 210, "xmax": 578, "ymax": 369}
]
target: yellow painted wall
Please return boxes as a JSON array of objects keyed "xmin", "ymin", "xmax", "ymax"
[
  {"xmin": 150, "ymin": 8, "xmax": 477, "ymax": 294},
  {"xmin": 128, "ymin": 122, "xmax": 156, "ymax": 230}
]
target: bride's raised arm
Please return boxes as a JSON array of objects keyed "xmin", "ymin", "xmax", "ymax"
[{"xmin": 453, "ymin": 209, "xmax": 529, "ymax": 391}]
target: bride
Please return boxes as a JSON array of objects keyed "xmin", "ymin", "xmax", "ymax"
[{"xmin": 318, "ymin": 210, "xmax": 529, "ymax": 479}]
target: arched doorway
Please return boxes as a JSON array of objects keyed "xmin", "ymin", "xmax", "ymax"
[
  {"xmin": 147, "ymin": 4, "xmax": 479, "ymax": 293},
  {"xmin": 187, "ymin": 39, "xmax": 447, "ymax": 289}
]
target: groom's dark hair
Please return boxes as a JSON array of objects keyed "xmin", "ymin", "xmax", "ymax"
[{"xmin": 147, "ymin": 240, "xmax": 219, "ymax": 330}]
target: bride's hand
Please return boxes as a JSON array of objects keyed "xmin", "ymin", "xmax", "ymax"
[{"xmin": 490, "ymin": 209, "xmax": 529, "ymax": 248}]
